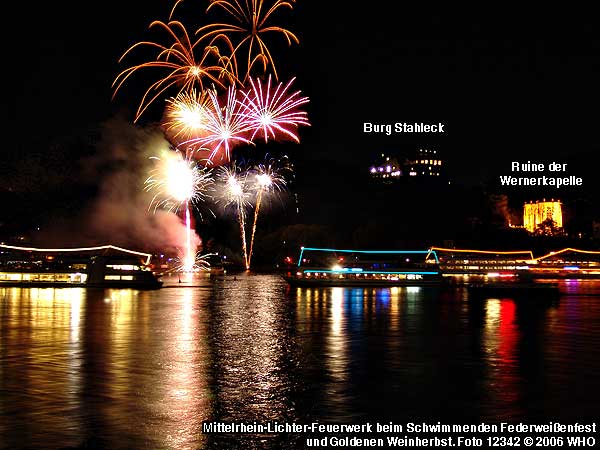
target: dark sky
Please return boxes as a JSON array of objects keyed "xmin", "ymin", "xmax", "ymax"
[{"xmin": 2, "ymin": 2, "xmax": 599, "ymax": 236}]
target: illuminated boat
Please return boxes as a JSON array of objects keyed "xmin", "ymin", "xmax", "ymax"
[
  {"xmin": 0, "ymin": 244, "xmax": 162, "ymax": 289},
  {"xmin": 282, "ymin": 247, "xmax": 444, "ymax": 287},
  {"xmin": 427, "ymin": 247, "xmax": 533, "ymax": 278},
  {"xmin": 428, "ymin": 247, "xmax": 600, "ymax": 280},
  {"xmin": 527, "ymin": 248, "xmax": 600, "ymax": 279}
]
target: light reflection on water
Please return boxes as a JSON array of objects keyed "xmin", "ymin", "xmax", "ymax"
[{"xmin": 1, "ymin": 276, "xmax": 600, "ymax": 449}]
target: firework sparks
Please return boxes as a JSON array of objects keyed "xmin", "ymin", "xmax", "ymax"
[
  {"xmin": 144, "ymin": 151, "xmax": 214, "ymax": 213},
  {"xmin": 163, "ymin": 88, "xmax": 213, "ymax": 144},
  {"xmin": 216, "ymin": 163, "xmax": 252, "ymax": 268},
  {"xmin": 183, "ymin": 204, "xmax": 194, "ymax": 271},
  {"xmin": 174, "ymin": 249, "xmax": 218, "ymax": 272},
  {"xmin": 112, "ymin": 19, "xmax": 235, "ymax": 122},
  {"xmin": 115, "ymin": 0, "xmax": 306, "ymax": 271},
  {"xmin": 198, "ymin": 0, "xmax": 300, "ymax": 82},
  {"xmin": 145, "ymin": 151, "xmax": 214, "ymax": 273},
  {"xmin": 183, "ymin": 86, "xmax": 254, "ymax": 166},
  {"xmin": 239, "ymin": 75, "xmax": 310, "ymax": 143},
  {"xmin": 247, "ymin": 158, "xmax": 288, "ymax": 268}
]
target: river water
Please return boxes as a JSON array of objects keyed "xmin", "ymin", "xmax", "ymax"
[{"xmin": 1, "ymin": 274, "xmax": 599, "ymax": 449}]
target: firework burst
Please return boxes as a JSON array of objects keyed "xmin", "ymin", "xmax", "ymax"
[
  {"xmin": 145, "ymin": 151, "xmax": 214, "ymax": 273},
  {"xmin": 113, "ymin": 19, "xmax": 235, "ymax": 122},
  {"xmin": 115, "ymin": 0, "xmax": 308, "ymax": 269},
  {"xmin": 183, "ymin": 85, "xmax": 254, "ymax": 166},
  {"xmin": 173, "ymin": 249, "xmax": 218, "ymax": 272},
  {"xmin": 162, "ymin": 88, "xmax": 213, "ymax": 144},
  {"xmin": 144, "ymin": 151, "xmax": 214, "ymax": 213},
  {"xmin": 198, "ymin": 0, "xmax": 300, "ymax": 82},
  {"xmin": 216, "ymin": 163, "xmax": 252, "ymax": 268},
  {"xmin": 247, "ymin": 157, "xmax": 288, "ymax": 268},
  {"xmin": 239, "ymin": 75, "xmax": 310, "ymax": 143}
]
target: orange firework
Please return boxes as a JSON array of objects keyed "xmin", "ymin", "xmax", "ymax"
[
  {"xmin": 198, "ymin": 0, "xmax": 299, "ymax": 82},
  {"xmin": 162, "ymin": 88, "xmax": 214, "ymax": 145},
  {"xmin": 113, "ymin": 19, "xmax": 235, "ymax": 122}
]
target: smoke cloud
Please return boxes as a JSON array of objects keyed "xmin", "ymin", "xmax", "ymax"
[{"xmin": 82, "ymin": 114, "xmax": 201, "ymax": 253}]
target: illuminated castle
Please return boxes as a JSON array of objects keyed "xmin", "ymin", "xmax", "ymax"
[
  {"xmin": 405, "ymin": 148, "xmax": 442, "ymax": 177},
  {"xmin": 523, "ymin": 200, "xmax": 563, "ymax": 234},
  {"xmin": 369, "ymin": 154, "xmax": 402, "ymax": 182},
  {"xmin": 369, "ymin": 148, "xmax": 442, "ymax": 181}
]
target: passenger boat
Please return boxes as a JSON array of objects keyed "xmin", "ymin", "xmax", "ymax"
[
  {"xmin": 282, "ymin": 247, "xmax": 444, "ymax": 287},
  {"xmin": 428, "ymin": 246, "xmax": 600, "ymax": 280},
  {"xmin": 0, "ymin": 244, "xmax": 163, "ymax": 289},
  {"xmin": 527, "ymin": 248, "xmax": 600, "ymax": 279}
]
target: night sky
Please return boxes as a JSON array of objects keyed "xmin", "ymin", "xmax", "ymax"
[{"xmin": 2, "ymin": 3, "xmax": 599, "ymax": 248}]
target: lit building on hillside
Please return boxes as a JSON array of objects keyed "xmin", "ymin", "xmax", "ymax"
[
  {"xmin": 405, "ymin": 148, "xmax": 442, "ymax": 177},
  {"xmin": 369, "ymin": 148, "xmax": 442, "ymax": 181},
  {"xmin": 523, "ymin": 200, "xmax": 563, "ymax": 235},
  {"xmin": 369, "ymin": 154, "xmax": 401, "ymax": 182}
]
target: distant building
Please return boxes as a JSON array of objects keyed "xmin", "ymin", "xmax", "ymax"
[
  {"xmin": 369, "ymin": 154, "xmax": 402, "ymax": 182},
  {"xmin": 523, "ymin": 200, "xmax": 563, "ymax": 235},
  {"xmin": 405, "ymin": 148, "xmax": 442, "ymax": 177},
  {"xmin": 369, "ymin": 148, "xmax": 442, "ymax": 182}
]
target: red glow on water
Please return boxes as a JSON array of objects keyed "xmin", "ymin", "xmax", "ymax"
[{"xmin": 498, "ymin": 300, "xmax": 518, "ymax": 364}]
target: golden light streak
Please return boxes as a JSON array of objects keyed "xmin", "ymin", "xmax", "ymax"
[
  {"xmin": 0, "ymin": 244, "xmax": 153, "ymax": 265},
  {"xmin": 198, "ymin": 0, "xmax": 300, "ymax": 82},
  {"xmin": 429, "ymin": 247, "xmax": 534, "ymax": 260},
  {"xmin": 112, "ymin": 19, "xmax": 235, "ymax": 122},
  {"xmin": 327, "ymin": 287, "xmax": 348, "ymax": 383},
  {"xmin": 532, "ymin": 247, "xmax": 600, "ymax": 262}
]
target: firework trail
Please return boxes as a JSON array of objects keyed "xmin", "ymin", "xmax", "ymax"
[
  {"xmin": 112, "ymin": 18, "xmax": 235, "ymax": 122},
  {"xmin": 247, "ymin": 158, "xmax": 288, "ymax": 269},
  {"xmin": 238, "ymin": 75, "xmax": 310, "ymax": 143},
  {"xmin": 216, "ymin": 163, "xmax": 251, "ymax": 268},
  {"xmin": 114, "ymin": 1, "xmax": 308, "ymax": 270},
  {"xmin": 198, "ymin": 0, "xmax": 299, "ymax": 82},
  {"xmin": 183, "ymin": 203, "xmax": 194, "ymax": 271},
  {"xmin": 144, "ymin": 151, "xmax": 214, "ymax": 272}
]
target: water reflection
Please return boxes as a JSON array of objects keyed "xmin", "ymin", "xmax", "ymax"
[
  {"xmin": 482, "ymin": 298, "xmax": 522, "ymax": 419},
  {"xmin": 1, "ymin": 278, "xmax": 600, "ymax": 449},
  {"xmin": 385, "ymin": 287, "xmax": 401, "ymax": 333},
  {"xmin": 322, "ymin": 287, "xmax": 350, "ymax": 422},
  {"xmin": 0, "ymin": 286, "xmax": 213, "ymax": 450},
  {"xmin": 0, "ymin": 288, "xmax": 86, "ymax": 448},
  {"xmin": 328, "ymin": 287, "xmax": 346, "ymax": 378},
  {"xmin": 205, "ymin": 273, "xmax": 303, "ymax": 448},
  {"xmin": 157, "ymin": 287, "xmax": 209, "ymax": 450},
  {"xmin": 294, "ymin": 286, "xmax": 456, "ymax": 423}
]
